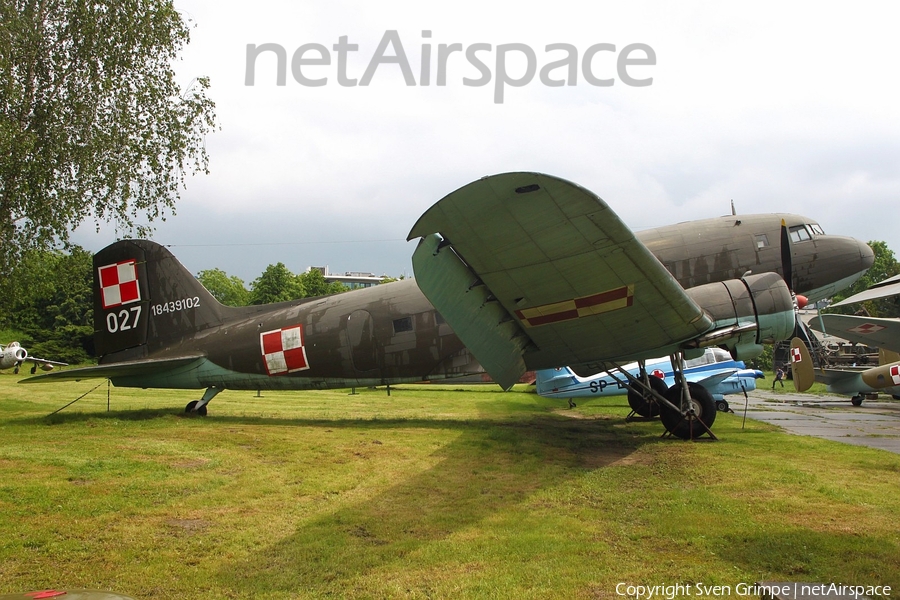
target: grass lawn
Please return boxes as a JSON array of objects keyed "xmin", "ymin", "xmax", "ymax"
[{"xmin": 1, "ymin": 374, "xmax": 898, "ymax": 598}]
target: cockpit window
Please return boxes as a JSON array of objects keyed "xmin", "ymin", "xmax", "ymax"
[
  {"xmin": 809, "ymin": 223, "xmax": 825, "ymax": 236},
  {"xmin": 789, "ymin": 225, "xmax": 812, "ymax": 243}
]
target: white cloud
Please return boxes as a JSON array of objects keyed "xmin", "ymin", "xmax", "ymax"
[{"xmin": 73, "ymin": 0, "xmax": 900, "ymax": 281}]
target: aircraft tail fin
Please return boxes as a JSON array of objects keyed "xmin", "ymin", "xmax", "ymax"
[
  {"xmin": 93, "ymin": 240, "xmax": 227, "ymax": 361},
  {"xmin": 880, "ymin": 349, "xmax": 900, "ymax": 366},
  {"xmin": 534, "ymin": 367, "xmax": 579, "ymax": 396}
]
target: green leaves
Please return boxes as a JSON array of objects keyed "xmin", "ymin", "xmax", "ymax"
[
  {"xmin": 828, "ymin": 240, "xmax": 900, "ymax": 317},
  {"xmin": 0, "ymin": 0, "xmax": 218, "ymax": 277}
]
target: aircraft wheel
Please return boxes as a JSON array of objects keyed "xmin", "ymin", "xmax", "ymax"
[
  {"xmin": 851, "ymin": 395, "xmax": 863, "ymax": 406},
  {"xmin": 659, "ymin": 382, "xmax": 717, "ymax": 439},
  {"xmin": 627, "ymin": 375, "xmax": 667, "ymax": 417},
  {"xmin": 715, "ymin": 399, "xmax": 730, "ymax": 412},
  {"xmin": 184, "ymin": 401, "xmax": 209, "ymax": 416},
  {"xmin": 892, "ymin": 395, "xmax": 900, "ymax": 401}
]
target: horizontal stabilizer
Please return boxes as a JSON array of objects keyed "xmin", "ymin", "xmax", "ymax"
[
  {"xmin": 20, "ymin": 355, "xmax": 205, "ymax": 383},
  {"xmin": 687, "ymin": 370, "xmax": 737, "ymax": 389}
]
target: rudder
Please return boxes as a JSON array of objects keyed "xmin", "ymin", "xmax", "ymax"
[{"xmin": 94, "ymin": 240, "xmax": 226, "ymax": 361}]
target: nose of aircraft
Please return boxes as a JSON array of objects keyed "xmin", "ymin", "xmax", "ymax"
[
  {"xmin": 858, "ymin": 238, "xmax": 875, "ymax": 270},
  {"xmin": 794, "ymin": 235, "xmax": 874, "ymax": 303}
]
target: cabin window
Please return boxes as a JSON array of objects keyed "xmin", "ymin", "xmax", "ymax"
[
  {"xmin": 754, "ymin": 234, "xmax": 769, "ymax": 249},
  {"xmin": 789, "ymin": 225, "xmax": 812, "ymax": 243},
  {"xmin": 392, "ymin": 316, "xmax": 413, "ymax": 334}
]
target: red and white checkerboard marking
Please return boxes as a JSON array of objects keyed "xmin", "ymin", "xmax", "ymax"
[
  {"xmin": 791, "ymin": 347, "xmax": 803, "ymax": 363},
  {"xmin": 260, "ymin": 325, "xmax": 310, "ymax": 375},
  {"xmin": 847, "ymin": 323, "xmax": 886, "ymax": 335},
  {"xmin": 98, "ymin": 260, "xmax": 141, "ymax": 309},
  {"xmin": 891, "ymin": 364, "xmax": 900, "ymax": 386},
  {"xmin": 652, "ymin": 369, "xmax": 665, "ymax": 379}
]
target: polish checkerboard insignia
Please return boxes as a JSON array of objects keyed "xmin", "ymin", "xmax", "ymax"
[
  {"xmin": 652, "ymin": 369, "xmax": 665, "ymax": 379},
  {"xmin": 847, "ymin": 323, "xmax": 886, "ymax": 335},
  {"xmin": 261, "ymin": 325, "xmax": 310, "ymax": 375},
  {"xmin": 514, "ymin": 285, "xmax": 634, "ymax": 328},
  {"xmin": 791, "ymin": 346, "xmax": 803, "ymax": 363},
  {"xmin": 98, "ymin": 260, "xmax": 141, "ymax": 309},
  {"xmin": 891, "ymin": 364, "xmax": 900, "ymax": 386}
]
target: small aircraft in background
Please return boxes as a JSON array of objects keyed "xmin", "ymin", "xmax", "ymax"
[
  {"xmin": 23, "ymin": 173, "xmax": 872, "ymax": 438},
  {"xmin": 809, "ymin": 276, "xmax": 900, "ymax": 405},
  {"xmin": 535, "ymin": 347, "xmax": 763, "ymax": 414},
  {"xmin": 0, "ymin": 341, "xmax": 67, "ymax": 374}
]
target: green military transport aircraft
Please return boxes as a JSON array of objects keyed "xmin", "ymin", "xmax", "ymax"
[{"xmin": 22, "ymin": 173, "xmax": 874, "ymax": 438}]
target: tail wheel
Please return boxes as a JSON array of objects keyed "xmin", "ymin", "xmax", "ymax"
[
  {"xmin": 851, "ymin": 395, "xmax": 863, "ymax": 406},
  {"xmin": 660, "ymin": 382, "xmax": 717, "ymax": 439},
  {"xmin": 627, "ymin": 375, "xmax": 667, "ymax": 417},
  {"xmin": 184, "ymin": 400, "xmax": 208, "ymax": 416}
]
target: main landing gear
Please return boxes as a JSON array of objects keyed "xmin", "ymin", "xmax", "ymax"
[
  {"xmin": 610, "ymin": 354, "xmax": 717, "ymax": 440},
  {"xmin": 184, "ymin": 387, "xmax": 222, "ymax": 416},
  {"xmin": 626, "ymin": 368, "xmax": 666, "ymax": 418}
]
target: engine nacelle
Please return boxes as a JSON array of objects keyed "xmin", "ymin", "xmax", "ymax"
[
  {"xmin": 3, "ymin": 342, "xmax": 27, "ymax": 363},
  {"xmin": 684, "ymin": 272, "xmax": 794, "ymax": 360}
]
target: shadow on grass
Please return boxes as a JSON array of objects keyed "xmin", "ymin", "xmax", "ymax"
[{"xmin": 212, "ymin": 412, "xmax": 652, "ymax": 597}]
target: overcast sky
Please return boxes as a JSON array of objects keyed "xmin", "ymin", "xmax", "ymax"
[{"xmin": 72, "ymin": 0, "xmax": 900, "ymax": 284}]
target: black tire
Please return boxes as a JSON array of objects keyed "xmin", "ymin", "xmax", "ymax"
[
  {"xmin": 851, "ymin": 395, "xmax": 863, "ymax": 406},
  {"xmin": 627, "ymin": 375, "xmax": 667, "ymax": 418},
  {"xmin": 659, "ymin": 382, "xmax": 717, "ymax": 439},
  {"xmin": 715, "ymin": 399, "xmax": 730, "ymax": 412},
  {"xmin": 892, "ymin": 395, "xmax": 900, "ymax": 401},
  {"xmin": 185, "ymin": 400, "xmax": 198, "ymax": 414}
]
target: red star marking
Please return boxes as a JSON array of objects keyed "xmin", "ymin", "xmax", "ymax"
[
  {"xmin": 98, "ymin": 260, "xmax": 141, "ymax": 309},
  {"xmin": 260, "ymin": 325, "xmax": 310, "ymax": 375}
]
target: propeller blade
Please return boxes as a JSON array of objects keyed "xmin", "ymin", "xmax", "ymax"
[
  {"xmin": 789, "ymin": 337, "xmax": 815, "ymax": 393},
  {"xmin": 780, "ymin": 219, "xmax": 793, "ymax": 294}
]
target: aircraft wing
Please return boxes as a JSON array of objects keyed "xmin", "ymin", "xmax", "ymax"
[
  {"xmin": 25, "ymin": 356, "xmax": 68, "ymax": 368},
  {"xmin": 19, "ymin": 355, "xmax": 205, "ymax": 383},
  {"xmin": 812, "ymin": 368, "xmax": 860, "ymax": 386},
  {"xmin": 809, "ymin": 314, "xmax": 900, "ymax": 354},
  {"xmin": 685, "ymin": 369, "xmax": 738, "ymax": 389},
  {"xmin": 407, "ymin": 172, "xmax": 714, "ymax": 389},
  {"xmin": 831, "ymin": 274, "xmax": 900, "ymax": 307}
]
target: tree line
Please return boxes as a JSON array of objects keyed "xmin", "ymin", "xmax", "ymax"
[{"xmin": 0, "ymin": 246, "xmax": 398, "ymax": 363}]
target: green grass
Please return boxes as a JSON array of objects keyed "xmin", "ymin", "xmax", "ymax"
[{"xmin": 1, "ymin": 374, "xmax": 899, "ymax": 598}]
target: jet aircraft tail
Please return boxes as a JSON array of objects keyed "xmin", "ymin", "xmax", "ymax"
[{"xmin": 93, "ymin": 240, "xmax": 228, "ymax": 361}]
